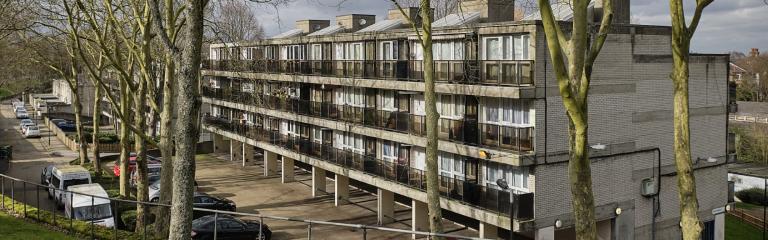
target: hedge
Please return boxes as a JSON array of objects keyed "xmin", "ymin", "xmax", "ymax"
[
  {"xmin": 736, "ymin": 188, "xmax": 768, "ymax": 206},
  {"xmin": 0, "ymin": 195, "xmax": 142, "ymax": 239}
]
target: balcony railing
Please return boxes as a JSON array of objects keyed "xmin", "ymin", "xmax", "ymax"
[
  {"xmin": 203, "ymin": 116, "xmax": 534, "ymax": 220},
  {"xmin": 202, "ymin": 87, "xmax": 534, "ymax": 153},
  {"xmin": 203, "ymin": 59, "xmax": 534, "ymax": 86}
]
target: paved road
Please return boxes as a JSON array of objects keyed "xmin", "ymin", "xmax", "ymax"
[{"xmin": 0, "ymin": 100, "xmax": 78, "ymax": 214}]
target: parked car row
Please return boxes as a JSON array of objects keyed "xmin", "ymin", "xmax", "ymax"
[
  {"xmin": 13, "ymin": 101, "xmax": 29, "ymax": 119},
  {"xmin": 13, "ymin": 102, "xmax": 40, "ymax": 138}
]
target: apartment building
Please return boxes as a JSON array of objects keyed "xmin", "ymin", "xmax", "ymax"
[{"xmin": 200, "ymin": 0, "xmax": 731, "ymax": 239}]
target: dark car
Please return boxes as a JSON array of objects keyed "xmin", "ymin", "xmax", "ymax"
[
  {"xmin": 191, "ymin": 214, "xmax": 271, "ymax": 240},
  {"xmin": 56, "ymin": 121, "xmax": 77, "ymax": 132},
  {"xmin": 193, "ymin": 192, "xmax": 237, "ymax": 219},
  {"xmin": 40, "ymin": 165, "xmax": 54, "ymax": 185}
]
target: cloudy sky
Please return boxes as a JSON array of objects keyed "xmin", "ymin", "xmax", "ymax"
[{"xmin": 249, "ymin": 0, "xmax": 768, "ymax": 54}]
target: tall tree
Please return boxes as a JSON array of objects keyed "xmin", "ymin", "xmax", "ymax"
[
  {"xmin": 390, "ymin": 0, "xmax": 444, "ymax": 238},
  {"xmin": 210, "ymin": 0, "xmax": 265, "ymax": 42},
  {"xmin": 537, "ymin": 0, "xmax": 614, "ymax": 239},
  {"xmin": 668, "ymin": 0, "xmax": 714, "ymax": 239}
]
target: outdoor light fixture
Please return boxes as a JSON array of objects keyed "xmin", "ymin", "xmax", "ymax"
[
  {"xmin": 615, "ymin": 207, "xmax": 622, "ymax": 216},
  {"xmin": 590, "ymin": 144, "xmax": 606, "ymax": 150},
  {"xmin": 555, "ymin": 219, "xmax": 562, "ymax": 228},
  {"xmin": 479, "ymin": 150, "xmax": 493, "ymax": 160}
]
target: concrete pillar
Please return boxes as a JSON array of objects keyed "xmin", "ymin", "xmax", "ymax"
[
  {"xmin": 613, "ymin": 208, "xmax": 634, "ymax": 240},
  {"xmin": 335, "ymin": 174, "xmax": 349, "ymax": 206},
  {"xmin": 213, "ymin": 134, "xmax": 224, "ymax": 153},
  {"xmin": 479, "ymin": 222, "xmax": 498, "ymax": 239},
  {"xmin": 535, "ymin": 226, "xmax": 555, "ymax": 240},
  {"xmin": 243, "ymin": 144, "xmax": 254, "ymax": 167},
  {"xmin": 264, "ymin": 150, "xmax": 278, "ymax": 176},
  {"xmin": 230, "ymin": 139, "xmax": 240, "ymax": 162},
  {"xmin": 281, "ymin": 156, "xmax": 295, "ymax": 183},
  {"xmin": 377, "ymin": 189, "xmax": 395, "ymax": 225},
  {"xmin": 312, "ymin": 166, "xmax": 326, "ymax": 197},
  {"xmin": 411, "ymin": 200, "xmax": 428, "ymax": 239},
  {"xmin": 715, "ymin": 213, "xmax": 725, "ymax": 240}
]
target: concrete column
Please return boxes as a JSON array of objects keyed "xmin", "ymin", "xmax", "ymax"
[
  {"xmin": 479, "ymin": 222, "xmax": 498, "ymax": 239},
  {"xmin": 281, "ymin": 156, "xmax": 295, "ymax": 183},
  {"xmin": 312, "ymin": 166, "xmax": 326, "ymax": 197},
  {"xmin": 377, "ymin": 189, "xmax": 394, "ymax": 225},
  {"xmin": 334, "ymin": 174, "xmax": 349, "ymax": 206},
  {"xmin": 411, "ymin": 200, "xmax": 428, "ymax": 239},
  {"xmin": 230, "ymin": 139, "xmax": 240, "ymax": 162},
  {"xmin": 213, "ymin": 134, "xmax": 224, "ymax": 153},
  {"xmin": 535, "ymin": 226, "xmax": 555, "ymax": 240},
  {"xmin": 613, "ymin": 208, "xmax": 634, "ymax": 240},
  {"xmin": 264, "ymin": 150, "xmax": 278, "ymax": 176},
  {"xmin": 243, "ymin": 144, "xmax": 254, "ymax": 167},
  {"xmin": 715, "ymin": 213, "xmax": 725, "ymax": 240}
]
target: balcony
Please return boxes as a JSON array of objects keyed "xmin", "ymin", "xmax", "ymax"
[
  {"xmin": 203, "ymin": 116, "xmax": 535, "ymax": 220},
  {"xmin": 202, "ymin": 86, "xmax": 534, "ymax": 153},
  {"xmin": 203, "ymin": 59, "xmax": 534, "ymax": 86}
]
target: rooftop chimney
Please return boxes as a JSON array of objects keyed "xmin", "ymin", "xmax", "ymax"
[
  {"xmin": 335, "ymin": 14, "xmax": 376, "ymax": 32},
  {"xmin": 595, "ymin": 0, "xmax": 630, "ymax": 24},
  {"xmin": 459, "ymin": 0, "xmax": 514, "ymax": 23},
  {"xmin": 295, "ymin": 20, "xmax": 330, "ymax": 34},
  {"xmin": 750, "ymin": 48, "xmax": 760, "ymax": 58}
]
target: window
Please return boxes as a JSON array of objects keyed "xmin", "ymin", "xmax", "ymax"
[
  {"xmin": 485, "ymin": 162, "xmax": 529, "ymax": 193},
  {"xmin": 210, "ymin": 79, "xmax": 220, "ymax": 89},
  {"xmin": 379, "ymin": 41, "xmax": 397, "ymax": 60},
  {"xmin": 412, "ymin": 95, "xmax": 426, "ymax": 116},
  {"xmin": 282, "ymin": 121, "xmax": 299, "ymax": 137},
  {"xmin": 439, "ymin": 153, "xmax": 464, "ymax": 180},
  {"xmin": 380, "ymin": 90, "xmax": 396, "ymax": 110},
  {"xmin": 241, "ymin": 83, "xmax": 254, "ymax": 93},
  {"xmin": 482, "ymin": 98, "xmax": 531, "ymax": 126},
  {"xmin": 335, "ymin": 132, "xmax": 364, "ymax": 153},
  {"xmin": 312, "ymin": 128, "xmax": 323, "ymax": 143},
  {"xmin": 482, "ymin": 35, "xmax": 530, "ymax": 60},
  {"xmin": 311, "ymin": 44, "xmax": 323, "ymax": 60},
  {"xmin": 335, "ymin": 87, "xmax": 365, "ymax": 107},
  {"xmin": 382, "ymin": 141, "xmax": 398, "ymax": 162},
  {"xmin": 438, "ymin": 95, "xmax": 464, "ymax": 119}
]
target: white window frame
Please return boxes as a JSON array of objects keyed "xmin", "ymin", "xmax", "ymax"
[
  {"xmin": 241, "ymin": 82, "xmax": 254, "ymax": 93},
  {"xmin": 481, "ymin": 98, "xmax": 531, "ymax": 127},
  {"xmin": 380, "ymin": 90, "xmax": 397, "ymax": 111},
  {"xmin": 382, "ymin": 140, "xmax": 398, "ymax": 162},
  {"xmin": 484, "ymin": 163, "xmax": 529, "ymax": 194},
  {"xmin": 310, "ymin": 44, "xmax": 323, "ymax": 60},
  {"xmin": 378, "ymin": 41, "xmax": 397, "ymax": 60},
  {"xmin": 438, "ymin": 153, "xmax": 464, "ymax": 181},
  {"xmin": 336, "ymin": 132, "xmax": 364, "ymax": 154},
  {"xmin": 481, "ymin": 35, "xmax": 530, "ymax": 60},
  {"xmin": 437, "ymin": 94, "xmax": 464, "ymax": 119}
]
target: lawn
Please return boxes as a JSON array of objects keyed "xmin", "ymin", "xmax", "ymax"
[
  {"xmin": 0, "ymin": 211, "xmax": 75, "ymax": 240},
  {"xmin": 726, "ymin": 214, "xmax": 763, "ymax": 240}
]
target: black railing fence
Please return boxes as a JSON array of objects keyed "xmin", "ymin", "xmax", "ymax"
[
  {"xmin": 0, "ymin": 173, "xmax": 487, "ymax": 240},
  {"xmin": 204, "ymin": 59, "xmax": 534, "ymax": 86},
  {"xmin": 204, "ymin": 116, "xmax": 535, "ymax": 219}
]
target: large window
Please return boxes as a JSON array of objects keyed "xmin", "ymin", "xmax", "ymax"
[
  {"xmin": 438, "ymin": 94, "xmax": 465, "ymax": 119},
  {"xmin": 281, "ymin": 45, "xmax": 305, "ymax": 60},
  {"xmin": 310, "ymin": 44, "xmax": 323, "ymax": 60},
  {"xmin": 335, "ymin": 132, "xmax": 364, "ymax": 154},
  {"xmin": 410, "ymin": 41, "xmax": 464, "ymax": 61},
  {"xmin": 382, "ymin": 140, "xmax": 398, "ymax": 162},
  {"xmin": 482, "ymin": 35, "xmax": 530, "ymax": 60},
  {"xmin": 485, "ymin": 162, "xmax": 529, "ymax": 193},
  {"xmin": 379, "ymin": 41, "xmax": 398, "ymax": 60},
  {"xmin": 439, "ymin": 153, "xmax": 464, "ymax": 181},
  {"xmin": 380, "ymin": 90, "xmax": 396, "ymax": 110},
  {"xmin": 335, "ymin": 87, "xmax": 365, "ymax": 107},
  {"xmin": 335, "ymin": 42, "xmax": 364, "ymax": 60},
  {"xmin": 482, "ymin": 98, "xmax": 531, "ymax": 126}
]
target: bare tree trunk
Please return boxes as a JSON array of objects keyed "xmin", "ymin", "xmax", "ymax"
[
  {"xmin": 418, "ymin": 1, "xmax": 445, "ymax": 238},
  {"xmin": 568, "ymin": 116, "xmax": 596, "ymax": 239},
  {"xmin": 154, "ymin": 50, "xmax": 175, "ymax": 238},
  {"xmin": 668, "ymin": 0, "xmax": 713, "ymax": 239},
  {"xmin": 119, "ymin": 79, "xmax": 131, "ymax": 196},
  {"xmin": 72, "ymin": 83, "xmax": 89, "ymax": 166},
  {"xmin": 92, "ymin": 83, "xmax": 102, "ymax": 177},
  {"xmin": 168, "ymin": 1, "xmax": 204, "ymax": 239},
  {"xmin": 133, "ymin": 74, "xmax": 150, "ymax": 232}
]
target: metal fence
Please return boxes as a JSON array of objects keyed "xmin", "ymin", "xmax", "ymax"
[{"xmin": 0, "ymin": 173, "xmax": 487, "ymax": 240}]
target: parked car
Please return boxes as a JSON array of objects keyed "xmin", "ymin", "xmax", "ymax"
[
  {"xmin": 113, "ymin": 154, "xmax": 161, "ymax": 177},
  {"xmin": 56, "ymin": 121, "xmax": 77, "ymax": 131},
  {"xmin": 15, "ymin": 110, "xmax": 28, "ymax": 119},
  {"xmin": 19, "ymin": 119, "xmax": 34, "ymax": 130},
  {"xmin": 41, "ymin": 165, "xmax": 54, "ymax": 185},
  {"xmin": 191, "ymin": 214, "xmax": 271, "ymax": 240},
  {"xmin": 24, "ymin": 126, "xmax": 40, "ymax": 138},
  {"xmin": 14, "ymin": 106, "xmax": 25, "ymax": 112},
  {"xmin": 62, "ymin": 184, "xmax": 115, "ymax": 228},
  {"xmin": 148, "ymin": 180, "xmax": 199, "ymax": 202},
  {"xmin": 193, "ymin": 192, "xmax": 236, "ymax": 219},
  {"xmin": 131, "ymin": 163, "xmax": 161, "ymax": 187},
  {"xmin": 50, "ymin": 119, "xmax": 67, "ymax": 126},
  {"xmin": 47, "ymin": 165, "xmax": 92, "ymax": 207}
]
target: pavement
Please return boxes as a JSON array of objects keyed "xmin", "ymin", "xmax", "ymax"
[
  {"xmin": 0, "ymin": 100, "xmax": 79, "ymax": 213},
  {"xmin": 195, "ymin": 153, "xmax": 478, "ymax": 239}
]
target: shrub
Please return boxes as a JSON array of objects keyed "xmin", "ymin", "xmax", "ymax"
[
  {"xmin": 120, "ymin": 210, "xmax": 137, "ymax": 232},
  {"xmin": 736, "ymin": 188, "xmax": 767, "ymax": 206}
]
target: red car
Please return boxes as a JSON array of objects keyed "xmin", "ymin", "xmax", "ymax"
[{"xmin": 113, "ymin": 153, "xmax": 161, "ymax": 176}]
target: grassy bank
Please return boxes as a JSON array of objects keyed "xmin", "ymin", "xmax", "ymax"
[
  {"xmin": 726, "ymin": 214, "xmax": 763, "ymax": 240},
  {"xmin": 0, "ymin": 211, "xmax": 75, "ymax": 240}
]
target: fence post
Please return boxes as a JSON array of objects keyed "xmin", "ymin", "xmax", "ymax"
[
  {"xmin": 36, "ymin": 185, "xmax": 40, "ymax": 220},
  {"xmin": 91, "ymin": 196, "xmax": 95, "ymax": 240},
  {"xmin": 114, "ymin": 200, "xmax": 118, "ymax": 240},
  {"xmin": 307, "ymin": 222, "xmax": 312, "ymax": 240},
  {"xmin": 213, "ymin": 212, "xmax": 219, "ymax": 240},
  {"xmin": 23, "ymin": 181, "xmax": 26, "ymax": 218},
  {"xmin": 1, "ymin": 176, "xmax": 4, "ymax": 210},
  {"xmin": 11, "ymin": 180, "xmax": 15, "ymax": 213},
  {"xmin": 70, "ymin": 192, "xmax": 74, "ymax": 234},
  {"xmin": 143, "ymin": 202, "xmax": 147, "ymax": 240}
]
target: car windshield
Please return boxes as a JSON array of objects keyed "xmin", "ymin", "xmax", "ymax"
[
  {"xmin": 73, "ymin": 204, "xmax": 112, "ymax": 220},
  {"xmin": 63, "ymin": 178, "xmax": 90, "ymax": 190},
  {"xmin": 27, "ymin": 126, "xmax": 38, "ymax": 131}
]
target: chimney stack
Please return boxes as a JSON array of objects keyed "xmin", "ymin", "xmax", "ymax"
[
  {"xmin": 336, "ymin": 14, "xmax": 376, "ymax": 32},
  {"xmin": 295, "ymin": 20, "xmax": 330, "ymax": 34},
  {"xmin": 459, "ymin": 0, "xmax": 514, "ymax": 23},
  {"xmin": 595, "ymin": 0, "xmax": 630, "ymax": 24},
  {"xmin": 751, "ymin": 48, "xmax": 760, "ymax": 58}
]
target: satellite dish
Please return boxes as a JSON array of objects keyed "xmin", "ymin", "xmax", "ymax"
[{"xmin": 359, "ymin": 19, "xmax": 367, "ymax": 25}]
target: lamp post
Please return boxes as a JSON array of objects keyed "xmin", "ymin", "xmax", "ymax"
[{"xmin": 496, "ymin": 178, "xmax": 516, "ymax": 240}]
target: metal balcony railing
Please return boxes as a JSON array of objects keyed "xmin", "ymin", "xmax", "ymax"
[{"xmin": 203, "ymin": 116, "xmax": 534, "ymax": 219}]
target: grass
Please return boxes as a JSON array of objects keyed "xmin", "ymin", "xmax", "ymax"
[
  {"xmin": 736, "ymin": 202, "xmax": 762, "ymax": 210},
  {"xmin": 726, "ymin": 214, "xmax": 763, "ymax": 240},
  {"xmin": 0, "ymin": 211, "xmax": 75, "ymax": 240},
  {"xmin": 0, "ymin": 88, "xmax": 13, "ymax": 99}
]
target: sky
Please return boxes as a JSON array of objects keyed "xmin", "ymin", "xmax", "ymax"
[{"xmin": 249, "ymin": 0, "xmax": 768, "ymax": 54}]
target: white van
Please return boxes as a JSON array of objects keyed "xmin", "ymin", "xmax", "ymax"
[
  {"xmin": 62, "ymin": 184, "xmax": 115, "ymax": 228},
  {"xmin": 48, "ymin": 165, "xmax": 92, "ymax": 206}
]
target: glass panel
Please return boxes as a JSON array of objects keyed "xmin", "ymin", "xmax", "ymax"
[
  {"xmin": 485, "ymin": 38, "xmax": 500, "ymax": 60},
  {"xmin": 520, "ymin": 62, "xmax": 532, "ymax": 85},
  {"xmin": 502, "ymin": 62, "xmax": 517, "ymax": 85}
]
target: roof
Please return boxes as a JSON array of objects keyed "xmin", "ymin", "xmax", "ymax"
[
  {"xmin": 307, "ymin": 25, "xmax": 346, "ymax": 36},
  {"xmin": 729, "ymin": 163, "xmax": 768, "ymax": 179},
  {"xmin": 67, "ymin": 183, "xmax": 110, "ymax": 206},
  {"xmin": 432, "ymin": 12, "xmax": 482, "ymax": 28},
  {"xmin": 522, "ymin": 1, "xmax": 596, "ymax": 21},
  {"xmin": 271, "ymin": 29, "xmax": 304, "ymax": 39},
  {"xmin": 357, "ymin": 19, "xmax": 404, "ymax": 33},
  {"xmin": 54, "ymin": 165, "xmax": 90, "ymax": 175}
]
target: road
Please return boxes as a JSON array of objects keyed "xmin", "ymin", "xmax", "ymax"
[{"xmin": 0, "ymin": 100, "xmax": 78, "ymax": 214}]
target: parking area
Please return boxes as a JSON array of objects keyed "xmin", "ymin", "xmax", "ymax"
[
  {"xmin": 196, "ymin": 153, "xmax": 478, "ymax": 239},
  {"xmin": 0, "ymin": 100, "xmax": 78, "ymax": 212}
]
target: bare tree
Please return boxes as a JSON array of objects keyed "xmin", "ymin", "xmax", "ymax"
[
  {"xmin": 210, "ymin": 0, "xmax": 265, "ymax": 42},
  {"xmin": 537, "ymin": 0, "xmax": 614, "ymax": 239},
  {"xmin": 668, "ymin": 0, "xmax": 714, "ymax": 239}
]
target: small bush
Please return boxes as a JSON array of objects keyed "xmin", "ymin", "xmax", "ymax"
[
  {"xmin": 121, "ymin": 210, "xmax": 137, "ymax": 232},
  {"xmin": 736, "ymin": 188, "xmax": 767, "ymax": 206}
]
